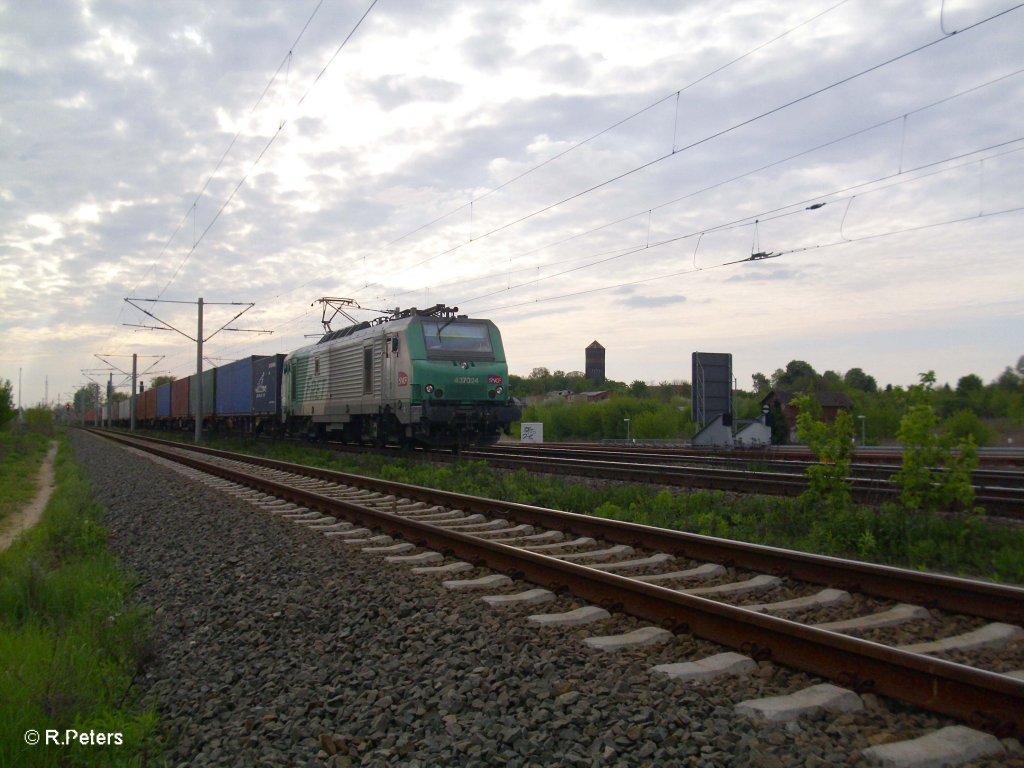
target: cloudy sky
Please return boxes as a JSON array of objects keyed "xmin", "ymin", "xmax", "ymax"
[{"xmin": 2, "ymin": 0, "xmax": 1022, "ymax": 406}]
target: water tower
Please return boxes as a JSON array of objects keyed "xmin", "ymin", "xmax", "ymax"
[{"xmin": 585, "ymin": 341, "xmax": 605, "ymax": 383}]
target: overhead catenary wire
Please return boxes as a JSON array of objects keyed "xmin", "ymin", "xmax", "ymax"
[
  {"xmin": 152, "ymin": 0, "xmax": 380, "ymax": 301},
  {"xmin": 379, "ymin": 0, "xmax": 854, "ymax": 254},
  {"xmin": 352, "ymin": 0, "xmax": 856, "ymax": 292},
  {"xmin": 172, "ymin": 1, "xmax": 1019, "ymax": 354},
  {"xmin": 366, "ymin": 67, "xmax": 1024, "ymax": 311},
  {"xmin": 469, "ymin": 205, "xmax": 1024, "ymax": 318},
  {"xmin": 128, "ymin": 0, "xmax": 329, "ymax": 302},
  {"xmin": 114, "ymin": 0, "xmax": 377, "ymax": 373},
  {"xmin": 112, "ymin": 4, "xmax": 1023, "ymax": 379},
  {"xmin": 105, "ymin": 0, "xmax": 331, "ymax": 357},
  {"xmin": 448, "ymin": 138, "xmax": 1024, "ymax": 309},
  {"xmin": 354, "ymin": 3, "xmax": 1023, "ymax": 295},
  {"xmin": 212, "ymin": 76, "xmax": 1024, "ymax": 369},
  {"xmin": 200, "ymin": 0, "xmax": 862, "ymax": 327}
]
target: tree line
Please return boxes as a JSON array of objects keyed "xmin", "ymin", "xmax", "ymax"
[{"xmin": 512, "ymin": 356, "xmax": 1024, "ymax": 445}]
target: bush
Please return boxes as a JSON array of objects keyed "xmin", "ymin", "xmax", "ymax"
[
  {"xmin": 943, "ymin": 409, "xmax": 993, "ymax": 446},
  {"xmin": 793, "ymin": 393, "xmax": 854, "ymax": 512},
  {"xmin": 521, "ymin": 395, "xmax": 691, "ymax": 441},
  {"xmin": 894, "ymin": 375, "xmax": 979, "ymax": 513},
  {"xmin": 22, "ymin": 407, "xmax": 55, "ymax": 435}
]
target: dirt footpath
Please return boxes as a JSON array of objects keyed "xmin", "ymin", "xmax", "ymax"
[{"xmin": 0, "ymin": 442, "xmax": 57, "ymax": 551}]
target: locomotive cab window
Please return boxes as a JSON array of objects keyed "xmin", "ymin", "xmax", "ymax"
[{"xmin": 421, "ymin": 320, "xmax": 493, "ymax": 360}]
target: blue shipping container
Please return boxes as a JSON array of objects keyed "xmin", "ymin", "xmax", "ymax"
[
  {"xmin": 216, "ymin": 356, "xmax": 258, "ymax": 416},
  {"xmin": 253, "ymin": 354, "xmax": 285, "ymax": 416},
  {"xmin": 156, "ymin": 382, "xmax": 172, "ymax": 418}
]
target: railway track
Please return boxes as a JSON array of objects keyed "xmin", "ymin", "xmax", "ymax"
[
  {"xmin": 478, "ymin": 443, "xmax": 1024, "ymax": 487},
  {"xmin": 94, "ymin": 430, "xmax": 1024, "ymax": 747},
  {"xmin": 535, "ymin": 443, "xmax": 1024, "ymax": 469},
  {"xmin": 451, "ymin": 445, "xmax": 1024, "ymax": 519}
]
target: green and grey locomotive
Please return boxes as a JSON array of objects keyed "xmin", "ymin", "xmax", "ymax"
[{"xmin": 281, "ymin": 305, "xmax": 520, "ymax": 448}]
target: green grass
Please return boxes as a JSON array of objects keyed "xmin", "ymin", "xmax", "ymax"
[
  {"xmin": 0, "ymin": 431, "xmax": 51, "ymax": 529},
  {"xmin": 0, "ymin": 435, "xmax": 159, "ymax": 767},
  {"xmin": 187, "ymin": 433, "xmax": 1024, "ymax": 585}
]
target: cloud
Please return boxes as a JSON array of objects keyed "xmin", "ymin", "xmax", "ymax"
[
  {"xmin": 2, "ymin": 0, "xmax": 1022, "ymax": 405},
  {"xmin": 726, "ymin": 267, "xmax": 799, "ymax": 283},
  {"xmin": 361, "ymin": 75, "xmax": 461, "ymax": 111},
  {"xmin": 616, "ymin": 293, "xmax": 687, "ymax": 309}
]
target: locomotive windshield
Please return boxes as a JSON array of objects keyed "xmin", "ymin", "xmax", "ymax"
[{"xmin": 421, "ymin": 320, "xmax": 493, "ymax": 359}]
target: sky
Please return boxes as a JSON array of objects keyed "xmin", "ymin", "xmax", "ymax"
[{"xmin": 2, "ymin": 0, "xmax": 1022, "ymax": 407}]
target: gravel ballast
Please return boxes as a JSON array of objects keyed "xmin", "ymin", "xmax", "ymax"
[{"xmin": 70, "ymin": 432, "xmax": 1023, "ymax": 767}]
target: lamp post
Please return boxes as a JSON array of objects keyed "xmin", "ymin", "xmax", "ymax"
[
  {"xmin": 858, "ymin": 415, "xmax": 866, "ymax": 447},
  {"xmin": 624, "ymin": 417, "xmax": 631, "ymax": 444}
]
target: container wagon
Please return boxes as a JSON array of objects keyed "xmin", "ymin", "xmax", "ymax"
[
  {"xmin": 139, "ymin": 387, "xmax": 157, "ymax": 424},
  {"xmin": 189, "ymin": 369, "xmax": 216, "ymax": 430},
  {"xmin": 171, "ymin": 377, "xmax": 190, "ymax": 428},
  {"xmin": 156, "ymin": 382, "xmax": 172, "ymax": 422}
]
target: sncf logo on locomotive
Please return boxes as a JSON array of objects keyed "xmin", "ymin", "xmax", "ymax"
[{"xmin": 397, "ymin": 372, "xmax": 409, "ymax": 386}]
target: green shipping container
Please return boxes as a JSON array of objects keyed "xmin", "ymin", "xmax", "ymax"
[{"xmin": 189, "ymin": 368, "xmax": 216, "ymax": 418}]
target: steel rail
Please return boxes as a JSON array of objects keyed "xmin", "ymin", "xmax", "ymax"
[
  {"xmin": 500, "ymin": 442, "xmax": 1024, "ymax": 469},
  {"xmin": 94, "ymin": 430, "xmax": 1024, "ymax": 737},
  {"xmin": 463, "ymin": 449, "xmax": 1023, "ymax": 517},
  {"xmin": 478, "ymin": 444, "xmax": 1024, "ymax": 488},
  {"xmin": 99, "ymin": 431, "xmax": 1024, "ymax": 623}
]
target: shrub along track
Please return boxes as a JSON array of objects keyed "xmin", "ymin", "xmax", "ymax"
[{"xmin": 92, "ymin": 429, "xmax": 1024, "ymax": 743}]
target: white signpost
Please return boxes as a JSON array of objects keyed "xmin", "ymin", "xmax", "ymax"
[{"xmin": 520, "ymin": 422, "xmax": 544, "ymax": 443}]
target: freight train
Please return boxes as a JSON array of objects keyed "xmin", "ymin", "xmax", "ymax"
[{"xmin": 87, "ymin": 305, "xmax": 521, "ymax": 449}]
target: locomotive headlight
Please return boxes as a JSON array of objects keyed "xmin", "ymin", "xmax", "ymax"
[
  {"xmin": 424, "ymin": 384, "xmax": 434, "ymax": 394},
  {"xmin": 496, "ymin": 386, "xmax": 504, "ymax": 395},
  {"xmin": 434, "ymin": 388, "xmax": 444, "ymax": 398}
]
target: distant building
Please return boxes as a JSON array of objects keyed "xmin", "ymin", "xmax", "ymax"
[
  {"xmin": 546, "ymin": 390, "xmax": 574, "ymax": 399},
  {"xmin": 569, "ymin": 391, "xmax": 610, "ymax": 403},
  {"xmin": 761, "ymin": 389, "xmax": 854, "ymax": 443},
  {"xmin": 585, "ymin": 341, "xmax": 605, "ymax": 383}
]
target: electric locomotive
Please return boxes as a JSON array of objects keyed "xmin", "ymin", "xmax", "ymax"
[{"xmin": 281, "ymin": 305, "xmax": 520, "ymax": 448}]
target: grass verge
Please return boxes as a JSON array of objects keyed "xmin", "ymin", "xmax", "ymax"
[
  {"xmin": 0, "ymin": 431, "xmax": 51, "ymax": 530},
  {"xmin": 0, "ymin": 433, "xmax": 159, "ymax": 767}
]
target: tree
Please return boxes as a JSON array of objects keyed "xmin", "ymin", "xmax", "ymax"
[
  {"xmin": 892, "ymin": 372, "xmax": 978, "ymax": 512},
  {"xmin": 629, "ymin": 380, "xmax": 649, "ymax": 398},
  {"xmin": 955, "ymin": 374, "xmax": 983, "ymax": 397},
  {"xmin": 995, "ymin": 366, "xmax": 1021, "ymax": 391},
  {"xmin": 793, "ymin": 392, "xmax": 854, "ymax": 511},
  {"xmin": 0, "ymin": 378, "xmax": 14, "ymax": 428},
  {"xmin": 944, "ymin": 409, "xmax": 993, "ymax": 446},
  {"xmin": 751, "ymin": 372, "xmax": 770, "ymax": 393},
  {"xmin": 844, "ymin": 367, "xmax": 877, "ymax": 393},
  {"xmin": 821, "ymin": 370, "xmax": 843, "ymax": 389},
  {"xmin": 74, "ymin": 385, "xmax": 99, "ymax": 414},
  {"xmin": 774, "ymin": 360, "xmax": 818, "ymax": 392},
  {"xmin": 528, "ymin": 367, "xmax": 550, "ymax": 380},
  {"xmin": 150, "ymin": 375, "xmax": 176, "ymax": 388}
]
